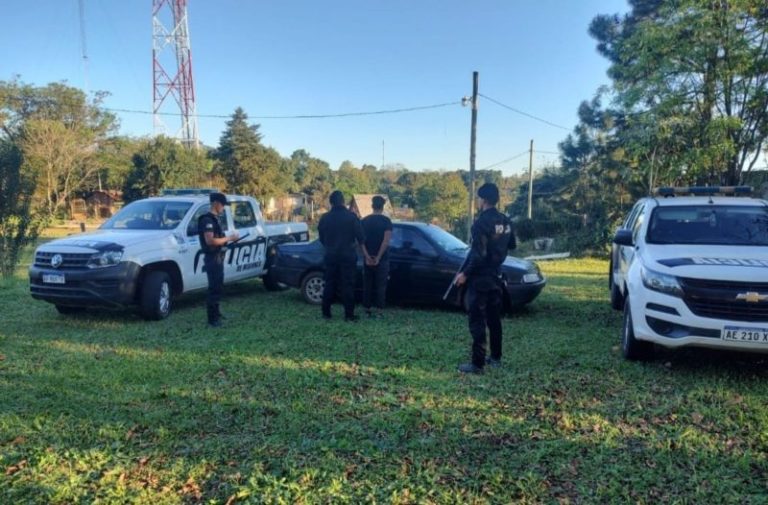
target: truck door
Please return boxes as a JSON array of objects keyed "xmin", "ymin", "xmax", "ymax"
[
  {"xmin": 224, "ymin": 199, "xmax": 267, "ymax": 282},
  {"xmin": 181, "ymin": 203, "xmax": 230, "ymax": 291}
]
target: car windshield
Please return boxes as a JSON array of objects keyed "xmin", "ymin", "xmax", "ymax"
[
  {"xmin": 647, "ymin": 205, "xmax": 768, "ymax": 246},
  {"xmin": 420, "ymin": 224, "xmax": 469, "ymax": 251},
  {"xmin": 101, "ymin": 201, "xmax": 193, "ymax": 230}
]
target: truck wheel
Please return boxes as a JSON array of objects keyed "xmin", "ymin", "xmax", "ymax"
[
  {"xmin": 300, "ymin": 271, "xmax": 325, "ymax": 305},
  {"xmin": 141, "ymin": 271, "xmax": 172, "ymax": 320},
  {"xmin": 262, "ymin": 270, "xmax": 288, "ymax": 292},
  {"xmin": 621, "ymin": 297, "xmax": 653, "ymax": 360},
  {"xmin": 609, "ymin": 261, "xmax": 624, "ymax": 311},
  {"xmin": 55, "ymin": 305, "xmax": 85, "ymax": 315}
]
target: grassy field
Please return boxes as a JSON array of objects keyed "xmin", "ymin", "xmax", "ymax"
[{"xmin": 2, "ymin": 256, "xmax": 768, "ymax": 503}]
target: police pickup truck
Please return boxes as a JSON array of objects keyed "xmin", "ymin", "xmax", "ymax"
[
  {"xmin": 29, "ymin": 189, "xmax": 308, "ymax": 320},
  {"xmin": 610, "ymin": 186, "xmax": 768, "ymax": 359}
]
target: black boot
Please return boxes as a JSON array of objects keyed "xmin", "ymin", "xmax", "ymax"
[{"xmin": 207, "ymin": 306, "xmax": 221, "ymax": 327}]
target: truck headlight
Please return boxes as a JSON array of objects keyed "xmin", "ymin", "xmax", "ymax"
[
  {"xmin": 641, "ymin": 266, "xmax": 683, "ymax": 297},
  {"xmin": 87, "ymin": 251, "xmax": 123, "ymax": 268}
]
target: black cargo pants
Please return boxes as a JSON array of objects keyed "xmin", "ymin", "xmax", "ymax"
[{"xmin": 467, "ymin": 275, "xmax": 503, "ymax": 368}]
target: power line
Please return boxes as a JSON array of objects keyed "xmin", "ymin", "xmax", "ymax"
[
  {"xmin": 111, "ymin": 101, "xmax": 462, "ymax": 120},
  {"xmin": 479, "ymin": 149, "xmax": 530, "ymax": 171},
  {"xmin": 479, "ymin": 93, "xmax": 570, "ymax": 131},
  {"xmin": 2, "ymin": 94, "xmax": 461, "ymax": 120}
]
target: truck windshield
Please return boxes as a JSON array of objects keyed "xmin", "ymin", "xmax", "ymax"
[
  {"xmin": 101, "ymin": 201, "xmax": 193, "ymax": 230},
  {"xmin": 647, "ymin": 205, "xmax": 768, "ymax": 246}
]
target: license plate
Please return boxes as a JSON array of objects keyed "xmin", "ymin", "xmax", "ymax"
[
  {"xmin": 42, "ymin": 274, "xmax": 65, "ymax": 284},
  {"xmin": 722, "ymin": 326, "xmax": 768, "ymax": 343}
]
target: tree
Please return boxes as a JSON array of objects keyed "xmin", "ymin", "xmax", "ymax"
[
  {"xmin": 0, "ymin": 80, "xmax": 117, "ymax": 218},
  {"xmin": 289, "ymin": 149, "xmax": 333, "ymax": 209},
  {"xmin": 590, "ymin": 0, "xmax": 768, "ymax": 184},
  {"xmin": 213, "ymin": 108, "xmax": 289, "ymax": 200},
  {"xmin": 123, "ymin": 136, "xmax": 209, "ymax": 202},
  {"xmin": 0, "ymin": 138, "xmax": 44, "ymax": 278},
  {"xmin": 333, "ymin": 160, "xmax": 376, "ymax": 198},
  {"xmin": 415, "ymin": 171, "xmax": 468, "ymax": 233}
]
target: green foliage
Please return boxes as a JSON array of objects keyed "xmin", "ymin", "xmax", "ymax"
[
  {"xmin": 590, "ymin": 0, "xmax": 768, "ymax": 184},
  {"xmin": 213, "ymin": 108, "xmax": 292, "ymax": 200},
  {"xmin": 0, "ymin": 139, "xmax": 45, "ymax": 278},
  {"xmin": 0, "ymin": 79, "xmax": 118, "ymax": 219},
  {"xmin": 415, "ymin": 172, "xmax": 468, "ymax": 232},
  {"xmin": 123, "ymin": 136, "xmax": 210, "ymax": 202},
  {"xmin": 4, "ymin": 259, "xmax": 768, "ymax": 502}
]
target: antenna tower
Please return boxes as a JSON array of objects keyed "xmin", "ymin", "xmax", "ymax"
[{"xmin": 152, "ymin": 0, "xmax": 199, "ymax": 148}]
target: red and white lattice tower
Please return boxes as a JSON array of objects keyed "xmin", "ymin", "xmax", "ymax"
[{"xmin": 152, "ymin": 0, "xmax": 199, "ymax": 148}]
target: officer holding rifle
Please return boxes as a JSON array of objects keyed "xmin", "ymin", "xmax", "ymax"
[{"xmin": 453, "ymin": 183, "xmax": 516, "ymax": 374}]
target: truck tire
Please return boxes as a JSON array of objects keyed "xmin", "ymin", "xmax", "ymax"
[
  {"xmin": 300, "ymin": 271, "xmax": 325, "ymax": 305},
  {"xmin": 262, "ymin": 270, "xmax": 288, "ymax": 291},
  {"xmin": 140, "ymin": 271, "xmax": 172, "ymax": 320},
  {"xmin": 621, "ymin": 297, "xmax": 653, "ymax": 360},
  {"xmin": 55, "ymin": 305, "xmax": 85, "ymax": 315}
]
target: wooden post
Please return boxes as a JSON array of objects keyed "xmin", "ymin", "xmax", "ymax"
[
  {"xmin": 467, "ymin": 71, "xmax": 479, "ymax": 241},
  {"xmin": 527, "ymin": 139, "xmax": 534, "ymax": 219}
]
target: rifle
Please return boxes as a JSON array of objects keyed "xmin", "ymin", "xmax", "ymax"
[
  {"xmin": 227, "ymin": 232, "xmax": 250, "ymax": 246},
  {"xmin": 442, "ymin": 253, "xmax": 471, "ymax": 301}
]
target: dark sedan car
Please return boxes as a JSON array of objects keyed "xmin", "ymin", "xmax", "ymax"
[{"xmin": 269, "ymin": 221, "xmax": 546, "ymax": 310}]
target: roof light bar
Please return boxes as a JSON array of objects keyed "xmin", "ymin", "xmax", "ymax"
[
  {"xmin": 654, "ymin": 186, "xmax": 753, "ymax": 197},
  {"xmin": 162, "ymin": 188, "xmax": 219, "ymax": 196}
]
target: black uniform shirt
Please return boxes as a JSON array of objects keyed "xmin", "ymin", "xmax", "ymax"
[
  {"xmin": 198, "ymin": 212, "xmax": 225, "ymax": 255},
  {"xmin": 462, "ymin": 207, "xmax": 516, "ymax": 277},
  {"xmin": 361, "ymin": 213, "xmax": 393, "ymax": 259},
  {"xmin": 318, "ymin": 206, "xmax": 364, "ymax": 256}
]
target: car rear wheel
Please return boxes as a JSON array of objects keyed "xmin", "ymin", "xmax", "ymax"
[
  {"xmin": 621, "ymin": 297, "xmax": 653, "ymax": 360},
  {"xmin": 301, "ymin": 271, "xmax": 325, "ymax": 305},
  {"xmin": 141, "ymin": 271, "xmax": 172, "ymax": 320},
  {"xmin": 55, "ymin": 305, "xmax": 85, "ymax": 315}
]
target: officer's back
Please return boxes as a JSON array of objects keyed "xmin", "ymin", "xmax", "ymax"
[
  {"xmin": 318, "ymin": 193, "xmax": 363, "ymax": 257},
  {"xmin": 470, "ymin": 207, "xmax": 516, "ymax": 277}
]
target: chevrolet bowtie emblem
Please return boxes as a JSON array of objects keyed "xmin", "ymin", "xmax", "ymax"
[{"xmin": 736, "ymin": 292, "xmax": 768, "ymax": 303}]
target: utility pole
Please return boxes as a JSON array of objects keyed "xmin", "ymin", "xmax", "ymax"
[
  {"xmin": 467, "ymin": 71, "xmax": 479, "ymax": 241},
  {"xmin": 527, "ymin": 139, "xmax": 534, "ymax": 219}
]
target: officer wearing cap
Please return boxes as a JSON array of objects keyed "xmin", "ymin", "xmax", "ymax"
[
  {"xmin": 318, "ymin": 190, "xmax": 365, "ymax": 321},
  {"xmin": 454, "ymin": 182, "xmax": 516, "ymax": 373},
  {"xmin": 198, "ymin": 192, "xmax": 239, "ymax": 327}
]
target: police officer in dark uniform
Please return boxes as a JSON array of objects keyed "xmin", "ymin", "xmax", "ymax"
[
  {"xmin": 318, "ymin": 190, "xmax": 365, "ymax": 321},
  {"xmin": 454, "ymin": 183, "xmax": 516, "ymax": 373},
  {"xmin": 198, "ymin": 192, "xmax": 238, "ymax": 327}
]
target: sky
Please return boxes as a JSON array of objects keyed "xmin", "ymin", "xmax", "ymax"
[{"xmin": 2, "ymin": 0, "xmax": 629, "ymax": 176}]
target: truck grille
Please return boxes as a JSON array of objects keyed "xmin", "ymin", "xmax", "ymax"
[
  {"xmin": 34, "ymin": 252, "xmax": 91, "ymax": 269},
  {"xmin": 680, "ymin": 278, "xmax": 768, "ymax": 322}
]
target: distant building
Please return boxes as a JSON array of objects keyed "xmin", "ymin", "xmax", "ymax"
[
  {"xmin": 264, "ymin": 193, "xmax": 308, "ymax": 221},
  {"xmin": 348, "ymin": 194, "xmax": 394, "ymax": 218},
  {"xmin": 71, "ymin": 190, "xmax": 123, "ymax": 220}
]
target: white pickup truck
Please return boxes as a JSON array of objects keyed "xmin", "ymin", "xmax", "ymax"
[{"xmin": 29, "ymin": 190, "xmax": 308, "ymax": 320}]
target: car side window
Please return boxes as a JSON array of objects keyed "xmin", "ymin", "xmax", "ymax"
[
  {"xmin": 232, "ymin": 201, "xmax": 257, "ymax": 229},
  {"xmin": 186, "ymin": 204, "xmax": 230, "ymax": 236},
  {"xmin": 632, "ymin": 205, "xmax": 646, "ymax": 242},
  {"xmin": 392, "ymin": 228, "xmax": 437, "ymax": 257},
  {"xmin": 624, "ymin": 201, "xmax": 644, "ymax": 230}
]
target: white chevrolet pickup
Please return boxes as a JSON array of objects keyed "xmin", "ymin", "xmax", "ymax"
[
  {"xmin": 610, "ymin": 186, "xmax": 768, "ymax": 359},
  {"xmin": 29, "ymin": 190, "xmax": 308, "ymax": 319}
]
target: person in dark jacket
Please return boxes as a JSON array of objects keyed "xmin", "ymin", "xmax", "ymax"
[
  {"xmin": 361, "ymin": 195, "xmax": 392, "ymax": 317},
  {"xmin": 453, "ymin": 183, "xmax": 516, "ymax": 373},
  {"xmin": 198, "ymin": 192, "xmax": 238, "ymax": 328},
  {"xmin": 318, "ymin": 190, "xmax": 365, "ymax": 321}
]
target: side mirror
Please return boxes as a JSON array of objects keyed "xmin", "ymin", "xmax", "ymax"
[{"xmin": 613, "ymin": 228, "xmax": 634, "ymax": 247}]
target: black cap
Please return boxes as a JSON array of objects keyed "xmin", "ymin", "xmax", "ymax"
[
  {"xmin": 210, "ymin": 192, "xmax": 228, "ymax": 205},
  {"xmin": 477, "ymin": 183, "xmax": 499, "ymax": 205}
]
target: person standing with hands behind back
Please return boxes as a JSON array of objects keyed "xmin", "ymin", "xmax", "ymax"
[
  {"xmin": 361, "ymin": 195, "xmax": 392, "ymax": 318},
  {"xmin": 318, "ymin": 190, "xmax": 365, "ymax": 321},
  {"xmin": 198, "ymin": 192, "xmax": 239, "ymax": 328},
  {"xmin": 453, "ymin": 183, "xmax": 516, "ymax": 374}
]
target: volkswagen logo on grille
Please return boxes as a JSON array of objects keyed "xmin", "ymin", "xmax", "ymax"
[
  {"xmin": 736, "ymin": 291, "xmax": 768, "ymax": 303},
  {"xmin": 50, "ymin": 254, "xmax": 63, "ymax": 269}
]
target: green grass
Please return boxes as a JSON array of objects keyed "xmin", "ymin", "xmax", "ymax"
[{"xmin": 2, "ymin": 257, "xmax": 768, "ymax": 503}]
